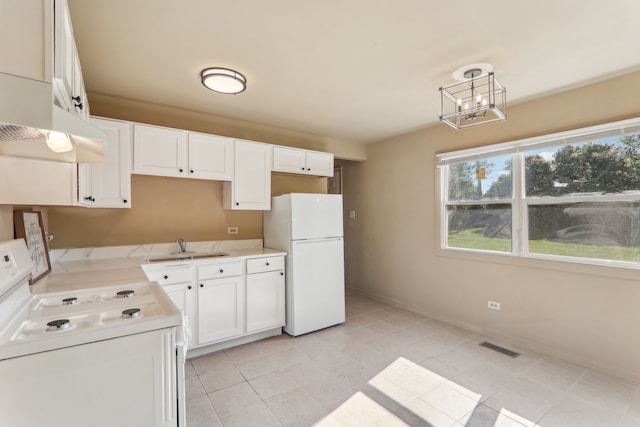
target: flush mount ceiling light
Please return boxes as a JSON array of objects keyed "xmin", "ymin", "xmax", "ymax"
[
  {"xmin": 439, "ymin": 63, "xmax": 506, "ymax": 130},
  {"xmin": 200, "ymin": 67, "xmax": 247, "ymax": 94}
]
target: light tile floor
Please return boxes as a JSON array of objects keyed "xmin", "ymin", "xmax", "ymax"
[{"xmin": 186, "ymin": 292, "xmax": 640, "ymax": 427}]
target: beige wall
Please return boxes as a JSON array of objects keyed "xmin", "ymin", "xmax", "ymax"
[
  {"xmin": 343, "ymin": 70, "xmax": 640, "ymax": 380},
  {"xmin": 47, "ymin": 173, "xmax": 326, "ymax": 248}
]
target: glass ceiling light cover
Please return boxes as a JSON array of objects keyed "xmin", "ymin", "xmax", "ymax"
[
  {"xmin": 201, "ymin": 67, "xmax": 247, "ymax": 94},
  {"xmin": 439, "ymin": 65, "xmax": 506, "ymax": 130}
]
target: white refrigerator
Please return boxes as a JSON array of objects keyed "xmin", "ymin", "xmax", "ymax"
[{"xmin": 263, "ymin": 193, "xmax": 345, "ymax": 336}]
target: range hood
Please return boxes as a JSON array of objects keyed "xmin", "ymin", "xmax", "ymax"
[{"xmin": 0, "ymin": 72, "xmax": 105, "ymax": 163}]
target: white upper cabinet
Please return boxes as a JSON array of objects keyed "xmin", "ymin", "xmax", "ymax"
[
  {"xmin": 272, "ymin": 146, "xmax": 334, "ymax": 177},
  {"xmin": 53, "ymin": 0, "xmax": 87, "ymax": 118},
  {"xmin": 133, "ymin": 124, "xmax": 188, "ymax": 177},
  {"xmin": 77, "ymin": 117, "xmax": 131, "ymax": 208},
  {"xmin": 187, "ymin": 132, "xmax": 234, "ymax": 181},
  {"xmin": 133, "ymin": 124, "xmax": 234, "ymax": 181},
  {"xmin": 223, "ymin": 140, "xmax": 272, "ymax": 210}
]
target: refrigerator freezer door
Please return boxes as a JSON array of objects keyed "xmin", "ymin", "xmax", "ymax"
[
  {"xmin": 290, "ymin": 193, "xmax": 343, "ymax": 240},
  {"xmin": 286, "ymin": 237, "xmax": 345, "ymax": 336}
]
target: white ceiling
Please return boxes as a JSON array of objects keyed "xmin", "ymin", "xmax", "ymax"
[{"xmin": 68, "ymin": 0, "xmax": 640, "ymax": 144}]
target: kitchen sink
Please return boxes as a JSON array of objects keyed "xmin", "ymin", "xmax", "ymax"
[{"xmin": 145, "ymin": 252, "xmax": 229, "ymax": 263}]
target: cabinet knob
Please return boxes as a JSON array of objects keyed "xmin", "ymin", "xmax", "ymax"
[
  {"xmin": 190, "ymin": 169, "xmax": 194, "ymax": 174},
  {"xmin": 163, "ymin": 275, "xmax": 168, "ymax": 280},
  {"xmin": 72, "ymin": 96, "xmax": 83, "ymax": 110},
  {"xmin": 123, "ymin": 199, "xmax": 128, "ymax": 204},
  {"xmin": 179, "ymin": 168, "xmax": 184, "ymax": 173},
  {"xmin": 280, "ymin": 272, "xmax": 284, "ymax": 276},
  {"xmin": 91, "ymin": 197, "xmax": 95, "ymax": 202},
  {"xmin": 219, "ymin": 269, "xmax": 224, "ymax": 273},
  {"xmin": 188, "ymin": 285, "xmax": 192, "ymax": 290},
  {"xmin": 200, "ymin": 283, "xmax": 204, "ymax": 288},
  {"xmin": 83, "ymin": 196, "xmax": 92, "ymax": 201},
  {"xmin": 266, "ymin": 262, "xmax": 270, "ymax": 266},
  {"xmin": 307, "ymin": 168, "xmax": 311, "ymax": 171},
  {"xmin": 235, "ymin": 202, "xmax": 239, "ymax": 206},
  {"xmin": 301, "ymin": 167, "xmax": 305, "ymax": 170}
]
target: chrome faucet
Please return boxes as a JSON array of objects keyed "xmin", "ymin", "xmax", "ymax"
[{"xmin": 176, "ymin": 238, "xmax": 187, "ymax": 253}]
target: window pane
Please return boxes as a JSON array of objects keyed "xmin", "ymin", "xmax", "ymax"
[
  {"xmin": 447, "ymin": 157, "xmax": 512, "ymax": 201},
  {"xmin": 525, "ymin": 133, "xmax": 640, "ymax": 197},
  {"xmin": 447, "ymin": 204, "xmax": 512, "ymax": 252},
  {"xmin": 528, "ymin": 202, "xmax": 640, "ymax": 262}
]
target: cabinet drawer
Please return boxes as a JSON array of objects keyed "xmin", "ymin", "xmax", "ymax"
[
  {"xmin": 198, "ymin": 261, "xmax": 242, "ymax": 280},
  {"xmin": 246, "ymin": 256, "xmax": 284, "ymax": 274},
  {"xmin": 144, "ymin": 266, "xmax": 192, "ymax": 285}
]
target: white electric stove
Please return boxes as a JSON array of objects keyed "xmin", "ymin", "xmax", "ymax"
[{"xmin": 0, "ymin": 239, "xmax": 186, "ymax": 427}]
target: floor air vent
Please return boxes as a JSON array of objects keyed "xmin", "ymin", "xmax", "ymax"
[{"xmin": 479, "ymin": 341, "xmax": 521, "ymax": 358}]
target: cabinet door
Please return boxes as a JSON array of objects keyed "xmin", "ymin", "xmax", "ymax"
[
  {"xmin": 246, "ymin": 270, "xmax": 285, "ymax": 333},
  {"xmin": 84, "ymin": 117, "xmax": 132, "ymax": 208},
  {"xmin": 71, "ymin": 44, "xmax": 87, "ymax": 119},
  {"xmin": 198, "ymin": 276, "xmax": 244, "ymax": 344},
  {"xmin": 53, "ymin": 0, "xmax": 74, "ymax": 112},
  {"xmin": 133, "ymin": 124, "xmax": 188, "ymax": 177},
  {"xmin": 272, "ymin": 146, "xmax": 306, "ymax": 174},
  {"xmin": 223, "ymin": 140, "xmax": 271, "ymax": 210},
  {"xmin": 305, "ymin": 151, "xmax": 334, "ymax": 177},
  {"xmin": 188, "ymin": 133, "xmax": 234, "ymax": 180},
  {"xmin": 161, "ymin": 282, "xmax": 197, "ymax": 346}
]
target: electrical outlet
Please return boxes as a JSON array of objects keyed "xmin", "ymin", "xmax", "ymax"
[
  {"xmin": 488, "ymin": 300, "xmax": 501, "ymax": 310},
  {"xmin": 227, "ymin": 227, "xmax": 238, "ymax": 235}
]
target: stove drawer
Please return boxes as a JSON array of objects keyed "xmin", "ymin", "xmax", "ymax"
[
  {"xmin": 145, "ymin": 266, "xmax": 193, "ymax": 285},
  {"xmin": 198, "ymin": 261, "xmax": 242, "ymax": 280},
  {"xmin": 246, "ymin": 255, "xmax": 284, "ymax": 274}
]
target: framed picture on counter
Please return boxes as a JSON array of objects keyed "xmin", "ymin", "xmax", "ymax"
[{"xmin": 13, "ymin": 210, "xmax": 51, "ymax": 284}]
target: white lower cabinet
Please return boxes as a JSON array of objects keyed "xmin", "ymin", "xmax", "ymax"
[
  {"xmin": 246, "ymin": 255, "xmax": 285, "ymax": 333},
  {"xmin": 145, "ymin": 254, "xmax": 285, "ymax": 352},
  {"xmin": 198, "ymin": 276, "xmax": 244, "ymax": 344},
  {"xmin": 246, "ymin": 270, "xmax": 285, "ymax": 333}
]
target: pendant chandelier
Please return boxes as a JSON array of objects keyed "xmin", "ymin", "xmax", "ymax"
[{"xmin": 439, "ymin": 64, "xmax": 506, "ymax": 130}]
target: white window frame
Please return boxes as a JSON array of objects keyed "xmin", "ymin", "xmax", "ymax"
[{"xmin": 436, "ymin": 117, "xmax": 640, "ymax": 270}]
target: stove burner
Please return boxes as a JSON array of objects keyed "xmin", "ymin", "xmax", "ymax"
[
  {"xmin": 46, "ymin": 319, "xmax": 71, "ymax": 331},
  {"xmin": 116, "ymin": 290, "xmax": 135, "ymax": 298},
  {"xmin": 62, "ymin": 297, "xmax": 78, "ymax": 305},
  {"xmin": 122, "ymin": 308, "xmax": 142, "ymax": 319}
]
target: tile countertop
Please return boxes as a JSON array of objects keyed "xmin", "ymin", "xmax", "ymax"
[{"xmin": 32, "ymin": 239, "xmax": 285, "ymax": 294}]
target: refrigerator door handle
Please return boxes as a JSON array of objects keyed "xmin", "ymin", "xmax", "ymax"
[{"xmin": 295, "ymin": 237, "xmax": 342, "ymax": 244}]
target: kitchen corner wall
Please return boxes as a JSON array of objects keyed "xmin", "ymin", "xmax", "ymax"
[
  {"xmin": 44, "ymin": 94, "xmax": 347, "ymax": 249},
  {"xmin": 342, "ymin": 70, "xmax": 640, "ymax": 380}
]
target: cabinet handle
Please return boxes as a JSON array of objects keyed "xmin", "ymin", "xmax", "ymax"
[
  {"xmin": 163, "ymin": 275, "xmax": 168, "ymax": 280},
  {"xmin": 83, "ymin": 196, "xmax": 92, "ymax": 201},
  {"xmin": 219, "ymin": 269, "xmax": 224, "ymax": 273},
  {"xmin": 200, "ymin": 283, "xmax": 204, "ymax": 288},
  {"xmin": 72, "ymin": 96, "xmax": 83, "ymax": 110},
  {"xmin": 187, "ymin": 285, "xmax": 192, "ymax": 290}
]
